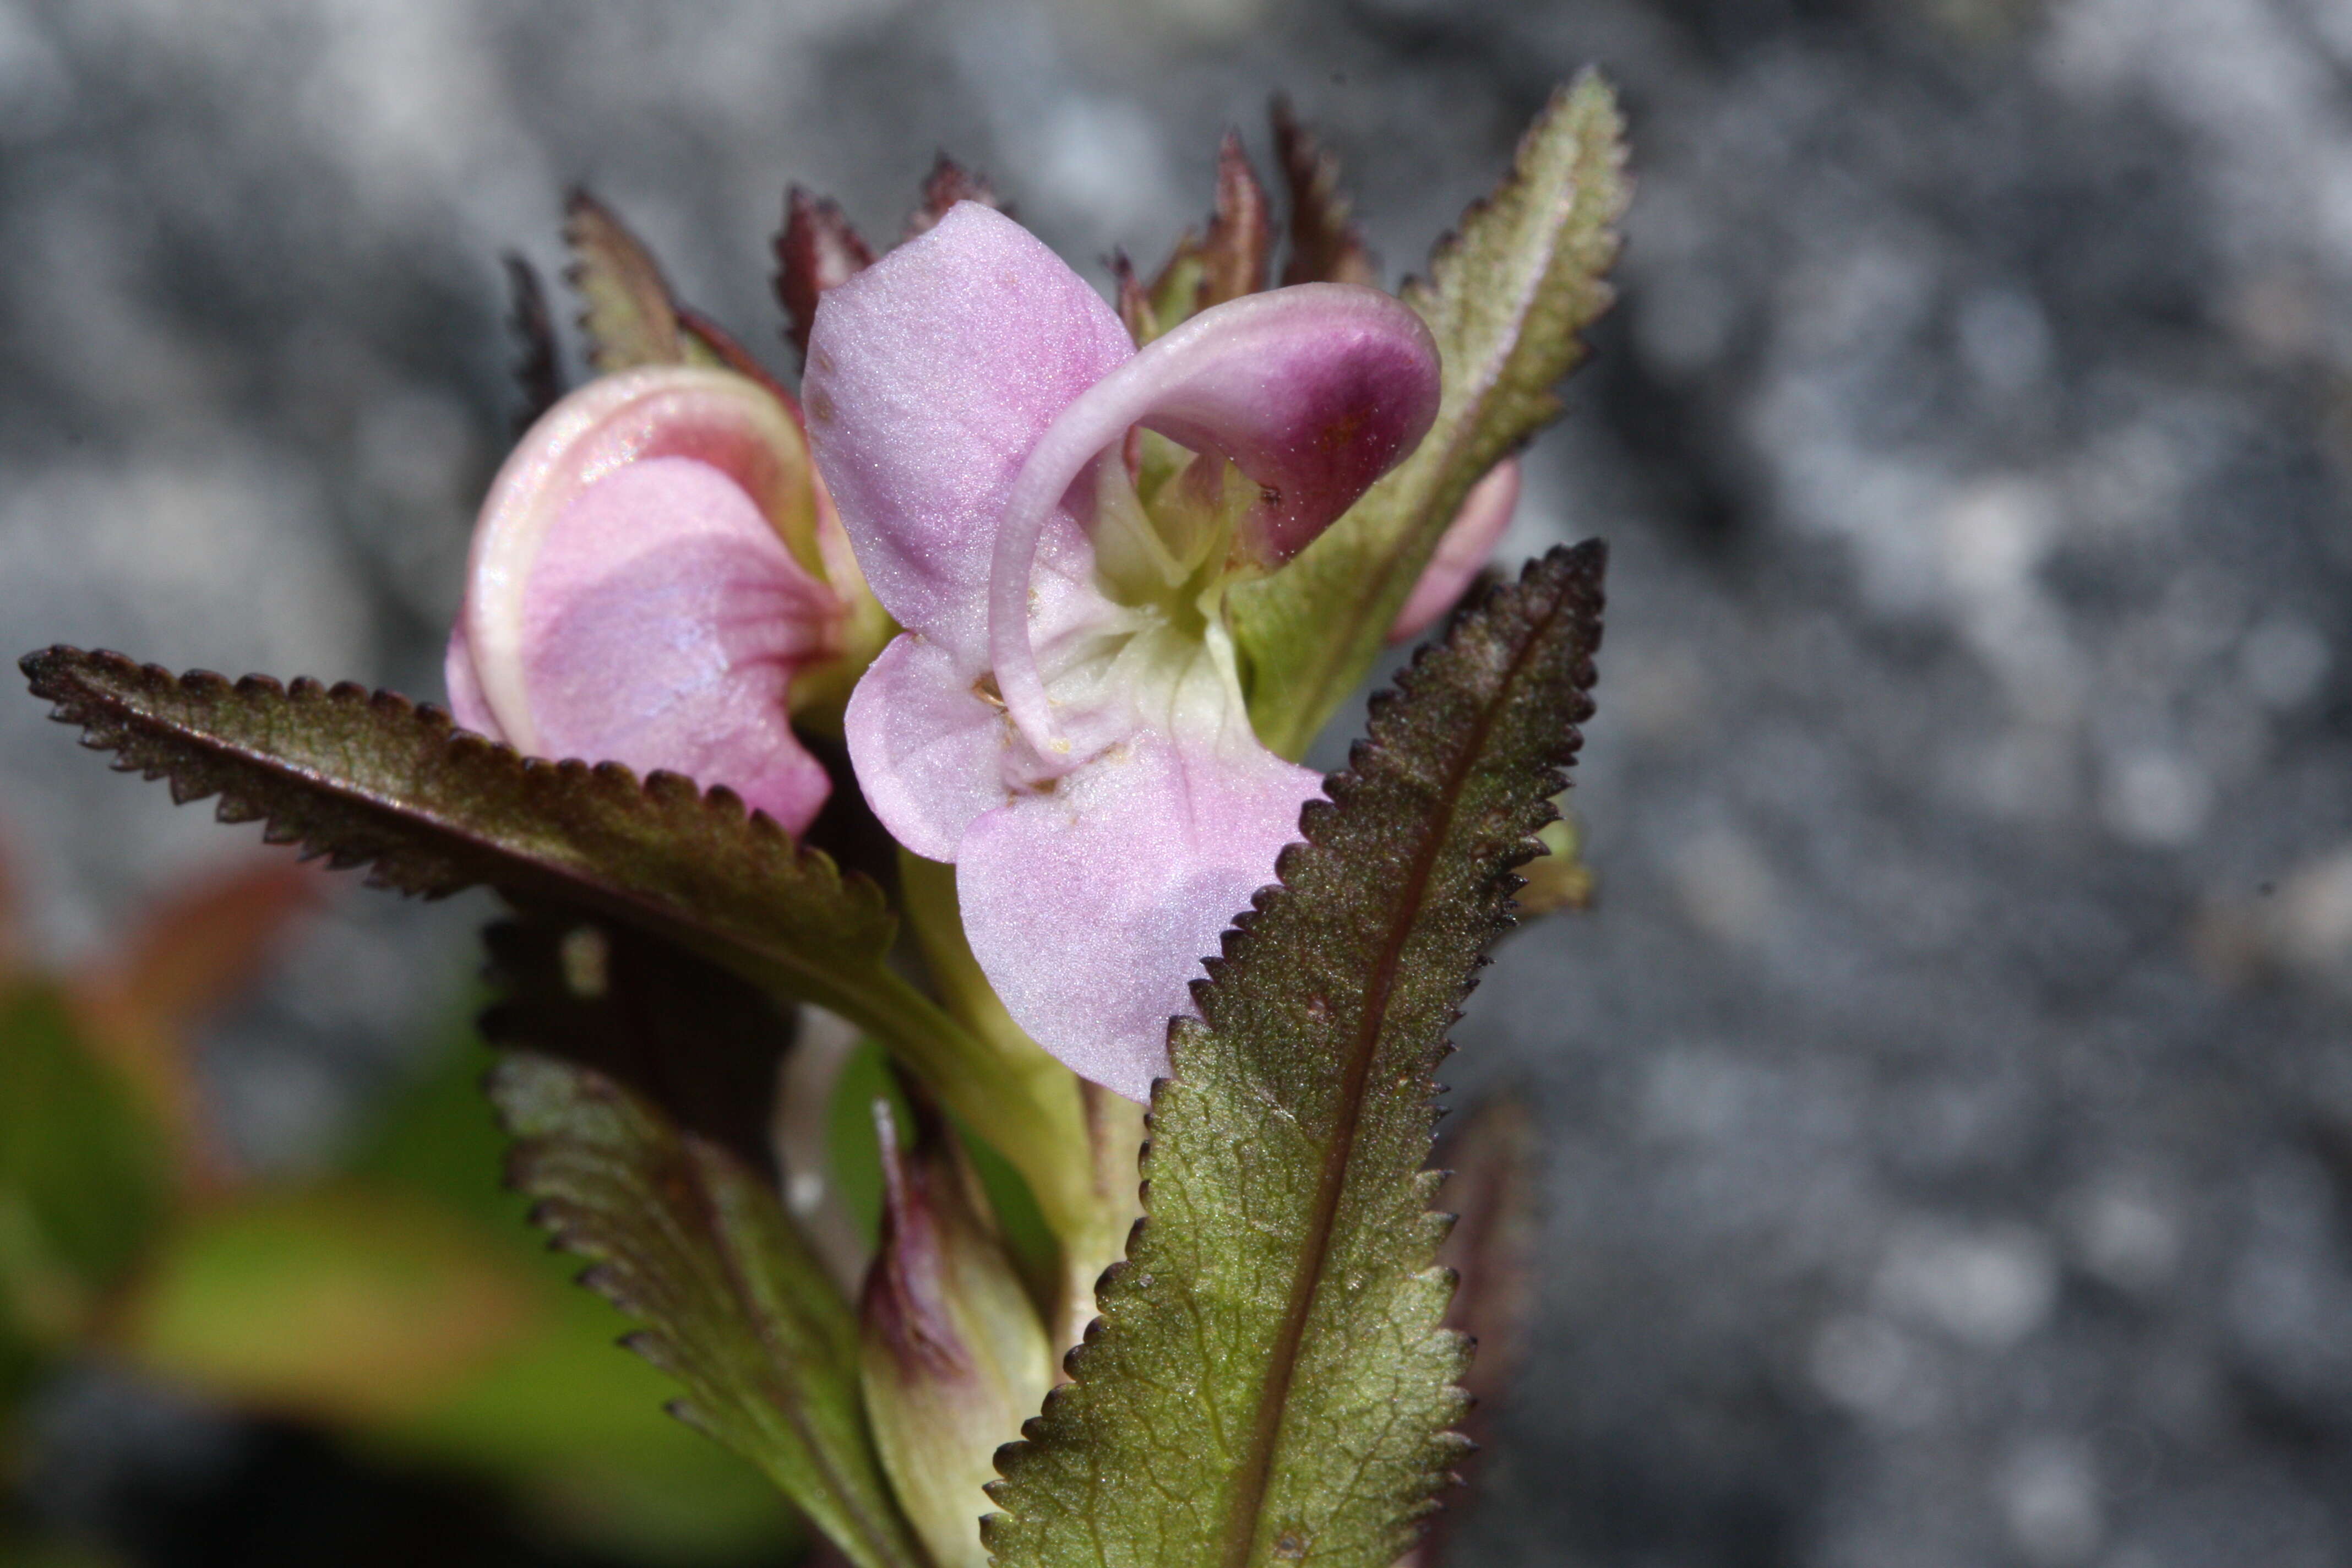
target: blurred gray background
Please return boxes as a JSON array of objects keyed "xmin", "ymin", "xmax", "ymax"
[{"xmin": 6, "ymin": 0, "xmax": 2352, "ymax": 1562}]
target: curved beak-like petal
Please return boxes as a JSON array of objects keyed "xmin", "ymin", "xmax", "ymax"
[
  {"xmin": 803, "ymin": 202, "xmax": 1136, "ymax": 659},
  {"xmin": 987, "ymin": 281, "xmax": 1440, "ymax": 756},
  {"xmin": 447, "ymin": 366, "xmax": 838, "ymax": 834},
  {"xmin": 1387, "ymin": 458, "xmax": 1521, "ymax": 644}
]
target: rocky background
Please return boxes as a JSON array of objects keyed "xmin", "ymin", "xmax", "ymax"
[{"xmin": 6, "ymin": 0, "xmax": 2352, "ymax": 1563}]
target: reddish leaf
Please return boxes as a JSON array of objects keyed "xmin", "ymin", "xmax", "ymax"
[
  {"xmin": 1140, "ymin": 131, "xmax": 1273, "ymax": 338},
  {"xmin": 776, "ymin": 188, "xmax": 875, "ymax": 362},
  {"xmin": 564, "ymin": 188, "xmax": 687, "ymax": 371},
  {"xmin": 1411, "ymin": 1094, "xmax": 1540, "ymax": 1567},
  {"xmin": 1271, "ymin": 96, "xmax": 1378, "ymax": 288},
  {"xmin": 906, "ymin": 153, "xmax": 1003, "ymax": 238},
  {"xmin": 501, "ymin": 252, "xmax": 564, "ymax": 434}
]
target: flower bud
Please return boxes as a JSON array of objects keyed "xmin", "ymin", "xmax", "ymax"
[{"xmin": 858, "ymin": 1099, "xmax": 1051, "ymax": 1568}]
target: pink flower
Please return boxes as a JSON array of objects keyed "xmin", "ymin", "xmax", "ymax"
[
  {"xmin": 804, "ymin": 203, "xmax": 1440, "ymax": 1101},
  {"xmin": 445, "ymin": 366, "xmax": 846, "ymax": 835}
]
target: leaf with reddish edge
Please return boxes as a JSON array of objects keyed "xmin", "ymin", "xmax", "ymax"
[
  {"xmin": 1408, "ymin": 1093, "xmax": 1540, "ymax": 1568},
  {"xmin": 492, "ymin": 1052, "xmax": 928, "ymax": 1568},
  {"xmin": 502, "ymin": 253, "xmax": 564, "ymax": 434},
  {"xmin": 1138, "ymin": 132, "xmax": 1273, "ymax": 341},
  {"xmin": 1232, "ymin": 73, "xmax": 1627, "ymax": 761},
  {"xmin": 1109, "ymin": 251, "xmax": 1154, "ymax": 347},
  {"xmin": 985, "ymin": 543, "xmax": 1605, "ymax": 1568},
  {"xmin": 906, "ymin": 154, "xmax": 1003, "ymax": 238},
  {"xmin": 678, "ymin": 306, "xmax": 797, "ymax": 405},
  {"xmin": 564, "ymin": 188, "xmax": 687, "ymax": 372},
  {"xmin": 776, "ymin": 188, "xmax": 876, "ymax": 363},
  {"xmin": 13, "ymin": 649, "xmax": 1076, "ymax": 1243},
  {"xmin": 1271, "ymin": 96, "xmax": 1379, "ymax": 288}
]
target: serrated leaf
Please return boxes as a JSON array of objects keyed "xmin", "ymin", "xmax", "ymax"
[
  {"xmin": 1270, "ymin": 97, "xmax": 1376, "ymax": 288},
  {"xmin": 907, "ymin": 155, "xmax": 1003, "ymax": 238},
  {"xmin": 565, "ymin": 188, "xmax": 686, "ymax": 372},
  {"xmin": 502, "ymin": 253, "xmax": 564, "ymax": 434},
  {"xmin": 492, "ymin": 1053, "xmax": 928, "ymax": 1568},
  {"xmin": 0, "ymin": 982, "xmax": 169, "ymax": 1342},
  {"xmin": 13, "ymin": 651, "xmax": 1065, "ymax": 1216},
  {"xmin": 1409, "ymin": 1095, "xmax": 1540, "ymax": 1568},
  {"xmin": 987, "ymin": 543, "xmax": 1606, "ymax": 1568},
  {"xmin": 1135, "ymin": 132, "xmax": 1273, "ymax": 344},
  {"xmin": 350, "ymin": 1027, "xmax": 801, "ymax": 1560},
  {"xmin": 1232, "ymin": 74, "xmax": 1626, "ymax": 760},
  {"xmin": 777, "ymin": 188, "xmax": 876, "ymax": 362}
]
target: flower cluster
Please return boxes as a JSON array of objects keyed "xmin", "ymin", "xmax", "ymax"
[
  {"xmin": 21, "ymin": 81, "xmax": 1620, "ymax": 1568},
  {"xmin": 447, "ymin": 200, "xmax": 1494, "ymax": 1102}
]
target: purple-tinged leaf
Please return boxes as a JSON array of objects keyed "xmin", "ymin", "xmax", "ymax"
[
  {"xmin": 986, "ymin": 543, "xmax": 1605, "ymax": 1568},
  {"xmin": 1109, "ymin": 251, "xmax": 1153, "ymax": 346},
  {"xmin": 492, "ymin": 1053, "xmax": 927, "ymax": 1568},
  {"xmin": 1271, "ymin": 97, "xmax": 1378, "ymax": 288},
  {"xmin": 776, "ymin": 188, "xmax": 876, "ymax": 363},
  {"xmin": 564, "ymin": 188, "xmax": 687, "ymax": 372},
  {"xmin": 906, "ymin": 154, "xmax": 1003, "ymax": 238},
  {"xmin": 1409, "ymin": 1094, "xmax": 1540, "ymax": 1568},
  {"xmin": 18, "ymin": 649, "xmax": 1094, "ymax": 1281},
  {"xmin": 1138, "ymin": 132, "xmax": 1273, "ymax": 341},
  {"xmin": 678, "ymin": 306, "xmax": 794, "ymax": 402},
  {"xmin": 501, "ymin": 253, "xmax": 563, "ymax": 435}
]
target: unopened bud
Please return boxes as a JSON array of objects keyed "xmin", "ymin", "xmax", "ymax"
[{"xmin": 858, "ymin": 1101, "xmax": 1050, "ymax": 1568}]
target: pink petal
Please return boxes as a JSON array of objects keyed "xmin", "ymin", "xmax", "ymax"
[
  {"xmin": 456, "ymin": 366, "xmax": 840, "ymax": 834},
  {"xmin": 802, "ymin": 202, "xmax": 1135, "ymax": 657},
  {"xmin": 442, "ymin": 619, "xmax": 504, "ymax": 741},
  {"xmin": 1386, "ymin": 458, "xmax": 1522, "ymax": 644},
  {"xmin": 462, "ymin": 365, "xmax": 825, "ymax": 744},
  {"xmin": 987, "ymin": 283, "xmax": 1440, "ymax": 755},
  {"xmin": 954, "ymin": 731, "xmax": 1322, "ymax": 1102},
  {"xmin": 843, "ymin": 569, "xmax": 1145, "ymax": 862},
  {"xmin": 512, "ymin": 457, "xmax": 836, "ymax": 832},
  {"xmin": 842, "ymin": 631, "xmax": 1012, "ymax": 863}
]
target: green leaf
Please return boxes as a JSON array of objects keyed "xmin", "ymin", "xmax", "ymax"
[
  {"xmin": 1231, "ymin": 74, "xmax": 1626, "ymax": 759},
  {"xmin": 0, "ymin": 982, "xmax": 168, "ymax": 1342},
  {"xmin": 355, "ymin": 1025, "xmax": 801, "ymax": 1561},
  {"xmin": 13, "ymin": 649, "xmax": 1061, "ymax": 1204},
  {"xmin": 564, "ymin": 188, "xmax": 687, "ymax": 372},
  {"xmin": 119, "ymin": 1186, "xmax": 538, "ymax": 1424},
  {"xmin": 986, "ymin": 542, "xmax": 1605, "ymax": 1568},
  {"xmin": 492, "ymin": 1052, "xmax": 929, "ymax": 1568}
]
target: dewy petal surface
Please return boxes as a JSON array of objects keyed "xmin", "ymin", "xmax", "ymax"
[
  {"xmin": 802, "ymin": 202, "xmax": 1135, "ymax": 657},
  {"xmin": 449, "ymin": 367, "xmax": 839, "ymax": 833},
  {"xmin": 955, "ymin": 732, "xmax": 1322, "ymax": 1103}
]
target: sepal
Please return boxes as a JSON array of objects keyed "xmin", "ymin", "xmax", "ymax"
[{"xmin": 859, "ymin": 1097, "xmax": 1052, "ymax": 1568}]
